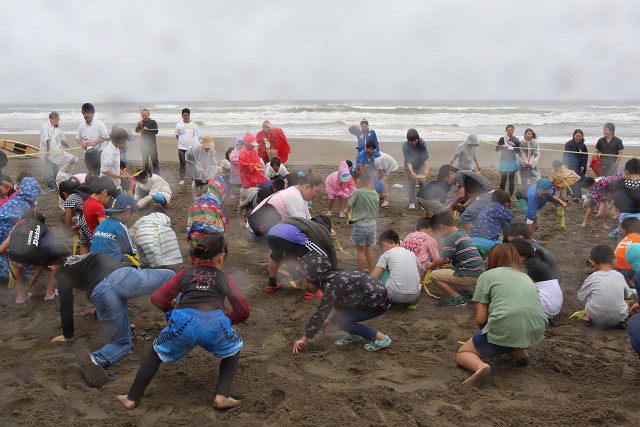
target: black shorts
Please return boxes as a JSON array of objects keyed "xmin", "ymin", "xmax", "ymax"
[{"xmin": 267, "ymin": 235, "xmax": 309, "ymax": 262}]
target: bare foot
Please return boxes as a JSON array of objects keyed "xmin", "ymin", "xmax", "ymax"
[
  {"xmin": 603, "ymin": 224, "xmax": 611, "ymax": 230},
  {"xmin": 117, "ymin": 395, "xmax": 136, "ymax": 410},
  {"xmin": 513, "ymin": 349, "xmax": 529, "ymax": 367},
  {"xmin": 580, "ymin": 223, "xmax": 587, "ymax": 227},
  {"xmin": 462, "ymin": 363, "xmax": 490, "ymax": 386},
  {"xmin": 213, "ymin": 395, "xmax": 241, "ymax": 409}
]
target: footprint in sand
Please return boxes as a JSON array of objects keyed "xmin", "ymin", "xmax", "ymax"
[{"xmin": 267, "ymin": 389, "xmax": 285, "ymax": 407}]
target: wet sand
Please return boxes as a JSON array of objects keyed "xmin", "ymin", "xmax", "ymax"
[{"xmin": 0, "ymin": 138, "xmax": 639, "ymax": 425}]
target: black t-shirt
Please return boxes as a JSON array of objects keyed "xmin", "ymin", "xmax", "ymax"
[
  {"xmin": 178, "ymin": 265, "xmax": 230, "ymax": 310},
  {"xmin": 613, "ymin": 178, "xmax": 640, "ymax": 214},
  {"xmin": 416, "ymin": 180, "xmax": 450, "ymax": 202},
  {"xmin": 523, "ymin": 256, "xmax": 554, "ymax": 283},
  {"xmin": 135, "ymin": 119, "xmax": 159, "ymax": 143},
  {"xmin": 595, "ymin": 136, "xmax": 623, "ymax": 169},
  {"xmin": 57, "ymin": 253, "xmax": 123, "ymax": 338}
]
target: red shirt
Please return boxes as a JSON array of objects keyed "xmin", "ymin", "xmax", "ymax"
[
  {"xmin": 83, "ymin": 197, "xmax": 106, "ymax": 235},
  {"xmin": 256, "ymin": 127, "xmax": 290, "ymax": 164}
]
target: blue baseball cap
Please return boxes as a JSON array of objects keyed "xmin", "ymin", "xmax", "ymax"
[
  {"xmin": 536, "ymin": 178, "xmax": 553, "ymax": 192},
  {"xmin": 105, "ymin": 194, "xmax": 136, "ymax": 212}
]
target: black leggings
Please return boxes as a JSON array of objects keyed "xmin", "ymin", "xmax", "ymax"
[
  {"xmin": 127, "ymin": 347, "xmax": 240, "ymax": 404},
  {"xmin": 500, "ymin": 171, "xmax": 517, "ymax": 196}
]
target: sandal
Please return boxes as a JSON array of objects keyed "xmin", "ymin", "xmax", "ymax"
[
  {"xmin": 44, "ymin": 289, "xmax": 59, "ymax": 301},
  {"xmin": 325, "ymin": 211, "xmax": 333, "ymax": 217},
  {"xmin": 15, "ymin": 292, "xmax": 32, "ymax": 305},
  {"xmin": 339, "ymin": 212, "xmax": 346, "ymax": 218}
]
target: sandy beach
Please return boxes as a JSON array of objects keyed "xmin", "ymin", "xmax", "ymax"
[
  {"xmin": 4, "ymin": 133, "xmax": 640, "ymax": 170},
  {"xmin": 1, "ymin": 135, "xmax": 639, "ymax": 425}
]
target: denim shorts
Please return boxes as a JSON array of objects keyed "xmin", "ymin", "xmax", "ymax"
[
  {"xmin": 619, "ymin": 213, "xmax": 640, "ymax": 224},
  {"xmin": 472, "ymin": 330, "xmax": 520, "ymax": 358},
  {"xmin": 153, "ymin": 308, "xmax": 243, "ymax": 362},
  {"xmin": 460, "ymin": 193, "xmax": 492, "ymax": 224},
  {"xmin": 350, "ymin": 219, "xmax": 377, "ymax": 246}
]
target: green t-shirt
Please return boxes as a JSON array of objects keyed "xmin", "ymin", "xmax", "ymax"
[
  {"xmin": 473, "ymin": 267, "xmax": 548, "ymax": 348},
  {"xmin": 348, "ymin": 188, "xmax": 379, "ymax": 222},
  {"xmin": 440, "ymin": 229, "xmax": 485, "ymax": 277}
]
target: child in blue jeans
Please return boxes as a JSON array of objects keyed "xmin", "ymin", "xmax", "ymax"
[
  {"xmin": 118, "ymin": 234, "xmax": 249, "ymax": 410},
  {"xmin": 346, "ymin": 165, "xmax": 380, "ymax": 272}
]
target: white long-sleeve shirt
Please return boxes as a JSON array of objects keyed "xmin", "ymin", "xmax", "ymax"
[
  {"xmin": 40, "ymin": 121, "xmax": 67, "ymax": 163},
  {"xmin": 135, "ymin": 174, "xmax": 172, "ymax": 207},
  {"xmin": 100, "ymin": 142, "xmax": 122, "ymax": 187}
]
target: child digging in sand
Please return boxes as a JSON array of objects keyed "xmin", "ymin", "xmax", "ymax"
[
  {"xmin": 346, "ymin": 165, "xmax": 380, "ymax": 273},
  {"xmin": 118, "ymin": 234, "xmax": 249, "ymax": 410},
  {"xmin": 371, "ymin": 229, "xmax": 422, "ymax": 308},
  {"xmin": 577, "ymin": 245, "xmax": 631, "ymax": 329},
  {"xmin": 424, "ymin": 211, "xmax": 485, "ymax": 307},
  {"xmin": 456, "ymin": 244, "xmax": 548, "ymax": 386},
  {"xmin": 292, "ymin": 251, "xmax": 391, "ymax": 353}
]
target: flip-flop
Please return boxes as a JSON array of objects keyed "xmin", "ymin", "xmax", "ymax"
[
  {"xmin": 44, "ymin": 289, "xmax": 59, "ymax": 301},
  {"xmin": 15, "ymin": 292, "xmax": 32, "ymax": 305}
]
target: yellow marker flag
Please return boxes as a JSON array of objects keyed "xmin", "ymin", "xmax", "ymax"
[
  {"xmin": 569, "ymin": 310, "xmax": 586, "ymax": 320},
  {"xmin": 558, "ymin": 206, "xmax": 566, "ymax": 231}
]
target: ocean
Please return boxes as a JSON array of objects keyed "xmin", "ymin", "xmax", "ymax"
[{"xmin": 1, "ymin": 101, "xmax": 639, "ymax": 145}]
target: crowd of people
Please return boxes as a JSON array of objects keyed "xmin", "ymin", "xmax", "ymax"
[{"xmin": 3, "ymin": 106, "xmax": 640, "ymax": 408}]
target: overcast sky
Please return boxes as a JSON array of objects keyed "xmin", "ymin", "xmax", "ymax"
[{"xmin": 3, "ymin": 0, "xmax": 639, "ymax": 103}]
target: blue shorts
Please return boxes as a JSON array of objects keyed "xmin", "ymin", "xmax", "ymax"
[
  {"xmin": 153, "ymin": 308, "xmax": 243, "ymax": 362},
  {"xmin": 620, "ymin": 213, "xmax": 640, "ymax": 224},
  {"xmin": 351, "ymin": 220, "xmax": 377, "ymax": 246},
  {"xmin": 472, "ymin": 330, "xmax": 520, "ymax": 358}
]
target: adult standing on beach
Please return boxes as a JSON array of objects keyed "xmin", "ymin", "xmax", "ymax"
[
  {"xmin": 186, "ymin": 134, "xmax": 218, "ymax": 187},
  {"xmin": 349, "ymin": 120, "xmax": 379, "ymax": 154},
  {"xmin": 402, "ymin": 128, "xmax": 429, "ymax": 209},
  {"xmin": 76, "ymin": 103, "xmax": 109, "ymax": 175},
  {"xmin": 495, "ymin": 124, "xmax": 520, "ymax": 196},
  {"xmin": 100, "ymin": 128, "xmax": 130, "ymax": 192},
  {"xmin": 175, "ymin": 108, "xmax": 200, "ymax": 185},
  {"xmin": 449, "ymin": 134, "xmax": 481, "ymax": 172},
  {"xmin": 135, "ymin": 109, "xmax": 159, "ymax": 175},
  {"xmin": 595, "ymin": 122, "xmax": 624, "ymax": 176},
  {"xmin": 518, "ymin": 128, "xmax": 541, "ymax": 187},
  {"xmin": 255, "ymin": 120, "xmax": 290, "ymax": 164},
  {"xmin": 40, "ymin": 112, "xmax": 69, "ymax": 192},
  {"xmin": 562, "ymin": 129, "xmax": 589, "ymax": 198}
]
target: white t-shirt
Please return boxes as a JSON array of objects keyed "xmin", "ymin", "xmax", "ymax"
[
  {"xmin": 100, "ymin": 142, "xmax": 121, "ymax": 187},
  {"xmin": 373, "ymin": 152, "xmax": 399, "ymax": 175},
  {"xmin": 376, "ymin": 246, "xmax": 421, "ymax": 295},
  {"xmin": 534, "ymin": 279, "xmax": 563, "ymax": 318},
  {"xmin": 577, "ymin": 270, "xmax": 631, "ymax": 327},
  {"xmin": 175, "ymin": 121, "xmax": 200, "ymax": 150},
  {"xmin": 76, "ymin": 119, "xmax": 109, "ymax": 152},
  {"xmin": 246, "ymin": 186, "xmax": 310, "ymax": 232}
]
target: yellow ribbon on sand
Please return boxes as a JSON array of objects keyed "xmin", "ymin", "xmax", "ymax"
[
  {"xmin": 558, "ymin": 206, "xmax": 566, "ymax": 231},
  {"xmin": 421, "ymin": 270, "xmax": 441, "ymax": 299},
  {"xmin": 569, "ymin": 310, "xmax": 586, "ymax": 320},
  {"xmin": 72, "ymin": 234, "xmax": 79, "ymax": 255},
  {"xmin": 335, "ymin": 238, "xmax": 352, "ymax": 257}
]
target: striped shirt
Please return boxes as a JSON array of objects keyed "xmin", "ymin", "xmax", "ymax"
[{"xmin": 440, "ymin": 229, "xmax": 485, "ymax": 277}]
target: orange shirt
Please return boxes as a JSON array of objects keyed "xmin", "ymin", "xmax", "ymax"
[{"xmin": 614, "ymin": 233, "xmax": 640, "ymax": 270}]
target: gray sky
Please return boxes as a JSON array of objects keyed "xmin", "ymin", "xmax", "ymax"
[{"xmin": 3, "ymin": 0, "xmax": 640, "ymax": 103}]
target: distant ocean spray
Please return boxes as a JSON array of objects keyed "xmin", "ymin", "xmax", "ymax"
[{"xmin": 0, "ymin": 100, "xmax": 639, "ymax": 145}]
